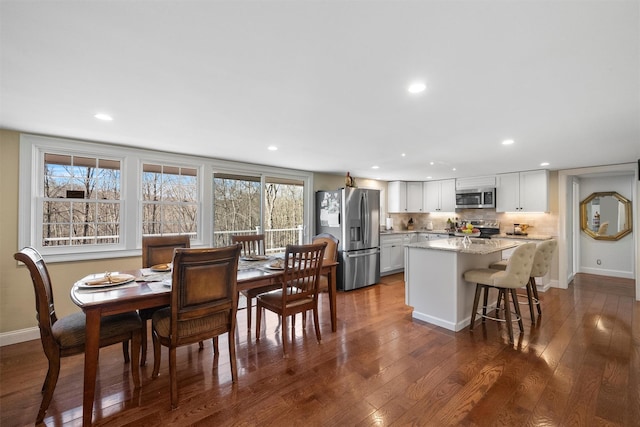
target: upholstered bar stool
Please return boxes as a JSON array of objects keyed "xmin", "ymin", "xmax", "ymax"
[
  {"xmin": 463, "ymin": 242, "xmax": 537, "ymax": 344},
  {"xmin": 490, "ymin": 239, "xmax": 557, "ymax": 322}
]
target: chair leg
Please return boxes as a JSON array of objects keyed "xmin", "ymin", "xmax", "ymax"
[
  {"xmin": 281, "ymin": 314, "xmax": 288, "ymax": 358},
  {"xmin": 122, "ymin": 340, "xmax": 130, "ymax": 363},
  {"xmin": 246, "ymin": 296, "xmax": 252, "ymax": 331},
  {"xmin": 525, "ymin": 281, "xmax": 536, "ymax": 323},
  {"xmin": 213, "ymin": 337, "xmax": 219, "ymax": 355},
  {"xmin": 169, "ymin": 347, "xmax": 178, "ymax": 409},
  {"xmin": 255, "ymin": 300, "xmax": 262, "ymax": 340},
  {"xmin": 502, "ymin": 289, "xmax": 514, "ymax": 344},
  {"xmin": 37, "ymin": 355, "xmax": 60, "ymax": 424},
  {"xmin": 152, "ymin": 329, "xmax": 161, "ymax": 378},
  {"xmin": 130, "ymin": 331, "xmax": 141, "ymax": 389},
  {"xmin": 313, "ymin": 306, "xmax": 321, "ymax": 343},
  {"xmin": 198, "ymin": 341, "xmax": 204, "ymax": 350},
  {"xmin": 530, "ymin": 277, "xmax": 542, "ymax": 315},
  {"xmin": 482, "ymin": 285, "xmax": 490, "ymax": 321},
  {"xmin": 511, "ymin": 288, "xmax": 524, "ymax": 332},
  {"xmin": 228, "ymin": 332, "xmax": 237, "ymax": 383},
  {"xmin": 140, "ymin": 319, "xmax": 148, "ymax": 366},
  {"xmin": 470, "ymin": 284, "xmax": 482, "ymax": 330}
]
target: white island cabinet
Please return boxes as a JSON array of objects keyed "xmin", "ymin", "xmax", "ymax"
[{"xmin": 404, "ymin": 238, "xmax": 519, "ymax": 331}]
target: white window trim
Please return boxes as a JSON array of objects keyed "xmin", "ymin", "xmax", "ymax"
[{"xmin": 19, "ymin": 134, "xmax": 314, "ymax": 262}]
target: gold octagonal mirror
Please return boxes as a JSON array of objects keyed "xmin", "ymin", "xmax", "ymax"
[{"xmin": 580, "ymin": 191, "xmax": 632, "ymax": 240}]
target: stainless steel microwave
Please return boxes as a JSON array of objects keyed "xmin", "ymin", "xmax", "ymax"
[{"xmin": 455, "ymin": 188, "xmax": 496, "ymax": 209}]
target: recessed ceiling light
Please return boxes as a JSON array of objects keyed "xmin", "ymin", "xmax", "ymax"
[
  {"xmin": 407, "ymin": 82, "xmax": 426, "ymax": 94},
  {"xmin": 540, "ymin": 162, "xmax": 550, "ymax": 166},
  {"xmin": 452, "ymin": 168, "xmax": 456, "ymax": 171},
  {"xmin": 502, "ymin": 139, "xmax": 514, "ymax": 145},
  {"xmin": 426, "ymin": 176, "xmax": 432, "ymax": 179},
  {"xmin": 429, "ymin": 161, "xmax": 434, "ymax": 165},
  {"xmin": 372, "ymin": 165, "xmax": 379, "ymax": 169},
  {"xmin": 267, "ymin": 146, "xmax": 278, "ymax": 151},
  {"xmin": 94, "ymin": 113, "xmax": 113, "ymax": 121},
  {"xmin": 401, "ymin": 153, "xmax": 406, "ymax": 157}
]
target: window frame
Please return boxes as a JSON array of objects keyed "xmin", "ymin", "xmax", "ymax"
[{"xmin": 19, "ymin": 134, "xmax": 314, "ymax": 262}]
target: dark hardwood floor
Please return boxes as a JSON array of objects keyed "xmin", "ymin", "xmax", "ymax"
[{"xmin": 1, "ymin": 273, "xmax": 638, "ymax": 426}]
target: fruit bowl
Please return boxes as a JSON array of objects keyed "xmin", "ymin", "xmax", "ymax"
[{"xmin": 454, "ymin": 231, "xmax": 481, "ymax": 238}]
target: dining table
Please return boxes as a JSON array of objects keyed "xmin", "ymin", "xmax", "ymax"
[{"xmin": 70, "ymin": 256, "xmax": 338, "ymax": 426}]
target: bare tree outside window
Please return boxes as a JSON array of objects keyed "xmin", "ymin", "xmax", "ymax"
[
  {"xmin": 213, "ymin": 174, "xmax": 261, "ymax": 246},
  {"xmin": 142, "ymin": 164, "xmax": 198, "ymax": 239},
  {"xmin": 264, "ymin": 177, "xmax": 304, "ymax": 252},
  {"xmin": 43, "ymin": 154, "xmax": 121, "ymax": 246}
]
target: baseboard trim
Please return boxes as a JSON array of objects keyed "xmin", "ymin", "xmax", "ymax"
[{"xmin": 0, "ymin": 327, "xmax": 39, "ymax": 347}]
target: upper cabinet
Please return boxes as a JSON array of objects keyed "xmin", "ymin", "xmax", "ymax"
[
  {"xmin": 388, "ymin": 181, "xmax": 423, "ymax": 213},
  {"xmin": 455, "ymin": 175, "xmax": 496, "ymax": 190},
  {"xmin": 423, "ymin": 179, "xmax": 456, "ymax": 212},
  {"xmin": 496, "ymin": 170, "xmax": 549, "ymax": 212},
  {"xmin": 388, "ymin": 181, "xmax": 406, "ymax": 213}
]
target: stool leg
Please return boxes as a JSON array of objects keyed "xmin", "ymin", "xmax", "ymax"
[
  {"xmin": 470, "ymin": 284, "xmax": 482, "ymax": 330},
  {"xmin": 530, "ymin": 277, "xmax": 542, "ymax": 315},
  {"xmin": 502, "ymin": 289, "xmax": 514, "ymax": 344},
  {"xmin": 525, "ymin": 281, "xmax": 536, "ymax": 323},
  {"xmin": 482, "ymin": 286, "xmax": 490, "ymax": 321},
  {"xmin": 495, "ymin": 289, "xmax": 503, "ymax": 318},
  {"xmin": 511, "ymin": 288, "xmax": 524, "ymax": 332}
]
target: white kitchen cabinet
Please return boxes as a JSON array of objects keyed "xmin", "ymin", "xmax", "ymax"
[
  {"xmin": 455, "ymin": 175, "xmax": 496, "ymax": 190},
  {"xmin": 496, "ymin": 170, "xmax": 549, "ymax": 212},
  {"xmin": 423, "ymin": 179, "xmax": 456, "ymax": 212},
  {"xmin": 406, "ymin": 182, "xmax": 424, "ymax": 212},
  {"xmin": 388, "ymin": 181, "xmax": 423, "ymax": 213},
  {"xmin": 380, "ymin": 234, "xmax": 410, "ymax": 275},
  {"xmin": 387, "ymin": 181, "xmax": 407, "ymax": 213}
]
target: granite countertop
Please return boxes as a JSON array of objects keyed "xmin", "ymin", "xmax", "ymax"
[
  {"xmin": 496, "ymin": 234, "xmax": 554, "ymax": 241},
  {"xmin": 380, "ymin": 229, "xmax": 450, "ymax": 235},
  {"xmin": 406, "ymin": 237, "xmax": 519, "ymax": 255}
]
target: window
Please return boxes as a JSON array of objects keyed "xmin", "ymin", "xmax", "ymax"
[
  {"xmin": 213, "ymin": 173, "xmax": 261, "ymax": 246},
  {"xmin": 263, "ymin": 176, "xmax": 304, "ymax": 253},
  {"xmin": 142, "ymin": 163, "xmax": 198, "ymax": 239},
  {"xmin": 43, "ymin": 153, "xmax": 122, "ymax": 247},
  {"xmin": 19, "ymin": 134, "xmax": 314, "ymax": 262}
]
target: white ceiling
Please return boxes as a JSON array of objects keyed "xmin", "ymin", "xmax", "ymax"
[{"xmin": 1, "ymin": 1, "xmax": 638, "ymax": 181}]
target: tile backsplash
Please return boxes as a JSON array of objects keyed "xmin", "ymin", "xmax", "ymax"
[{"xmin": 387, "ymin": 209, "xmax": 558, "ymax": 236}]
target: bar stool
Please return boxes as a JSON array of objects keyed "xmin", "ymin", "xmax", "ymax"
[
  {"xmin": 463, "ymin": 242, "xmax": 537, "ymax": 344},
  {"xmin": 490, "ymin": 239, "xmax": 557, "ymax": 323}
]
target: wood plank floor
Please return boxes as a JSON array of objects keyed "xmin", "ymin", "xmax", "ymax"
[{"xmin": 1, "ymin": 273, "xmax": 638, "ymax": 426}]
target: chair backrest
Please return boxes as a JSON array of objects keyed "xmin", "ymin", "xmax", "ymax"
[
  {"xmin": 142, "ymin": 235, "xmax": 190, "ymax": 268},
  {"xmin": 494, "ymin": 242, "xmax": 537, "ymax": 288},
  {"xmin": 281, "ymin": 243, "xmax": 327, "ymax": 302},
  {"xmin": 169, "ymin": 244, "xmax": 242, "ymax": 346},
  {"xmin": 14, "ymin": 247, "xmax": 58, "ymax": 354},
  {"xmin": 231, "ymin": 234, "xmax": 265, "ymax": 257},
  {"xmin": 530, "ymin": 239, "xmax": 557, "ymax": 277},
  {"xmin": 312, "ymin": 233, "xmax": 339, "ymax": 262}
]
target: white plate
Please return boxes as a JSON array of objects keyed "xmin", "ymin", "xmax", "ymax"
[
  {"xmin": 76, "ymin": 273, "xmax": 136, "ymax": 289},
  {"xmin": 265, "ymin": 263, "xmax": 284, "ymax": 270}
]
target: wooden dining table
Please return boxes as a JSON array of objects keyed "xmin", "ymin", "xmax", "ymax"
[{"xmin": 70, "ymin": 257, "xmax": 338, "ymax": 426}]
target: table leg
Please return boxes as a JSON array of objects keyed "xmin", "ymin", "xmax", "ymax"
[
  {"xmin": 328, "ymin": 265, "xmax": 337, "ymax": 332},
  {"xmin": 83, "ymin": 309, "xmax": 101, "ymax": 426}
]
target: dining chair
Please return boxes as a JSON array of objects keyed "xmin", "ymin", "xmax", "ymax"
[
  {"xmin": 463, "ymin": 242, "xmax": 537, "ymax": 344},
  {"xmin": 297, "ymin": 233, "xmax": 339, "ymax": 328},
  {"xmin": 151, "ymin": 244, "xmax": 242, "ymax": 409},
  {"xmin": 137, "ymin": 235, "xmax": 191, "ymax": 366},
  {"xmin": 14, "ymin": 247, "xmax": 142, "ymax": 424},
  {"xmin": 255, "ymin": 242, "xmax": 327, "ymax": 357},
  {"xmin": 231, "ymin": 234, "xmax": 281, "ymax": 331}
]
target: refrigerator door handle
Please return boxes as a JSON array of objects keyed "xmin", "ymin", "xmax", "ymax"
[
  {"xmin": 345, "ymin": 249, "xmax": 380, "ymax": 258},
  {"xmin": 361, "ymin": 192, "xmax": 368, "ymax": 247}
]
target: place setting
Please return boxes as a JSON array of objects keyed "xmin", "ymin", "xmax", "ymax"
[{"xmin": 74, "ymin": 272, "xmax": 139, "ymax": 292}]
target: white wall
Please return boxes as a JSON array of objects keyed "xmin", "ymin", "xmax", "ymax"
[{"xmin": 579, "ymin": 174, "xmax": 635, "ymax": 278}]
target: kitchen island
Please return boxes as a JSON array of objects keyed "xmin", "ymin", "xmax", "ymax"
[{"xmin": 405, "ymin": 238, "xmax": 520, "ymax": 332}]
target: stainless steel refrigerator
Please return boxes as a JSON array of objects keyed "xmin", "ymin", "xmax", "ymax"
[{"xmin": 316, "ymin": 188, "xmax": 380, "ymax": 291}]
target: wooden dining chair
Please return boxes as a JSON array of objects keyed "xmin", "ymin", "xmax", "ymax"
[
  {"xmin": 137, "ymin": 235, "xmax": 191, "ymax": 366},
  {"xmin": 231, "ymin": 234, "xmax": 280, "ymax": 331},
  {"xmin": 151, "ymin": 244, "xmax": 242, "ymax": 409},
  {"xmin": 297, "ymin": 233, "xmax": 339, "ymax": 328},
  {"xmin": 255, "ymin": 242, "xmax": 326, "ymax": 357},
  {"xmin": 14, "ymin": 247, "xmax": 142, "ymax": 424}
]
